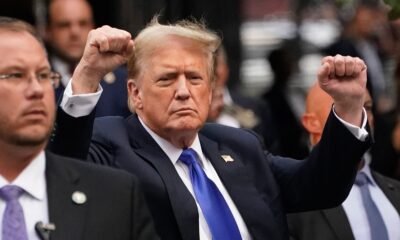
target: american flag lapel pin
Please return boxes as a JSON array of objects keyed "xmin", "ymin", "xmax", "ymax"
[{"xmin": 221, "ymin": 155, "xmax": 234, "ymax": 163}]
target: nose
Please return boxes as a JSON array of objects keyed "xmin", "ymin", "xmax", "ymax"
[
  {"xmin": 25, "ymin": 75, "xmax": 45, "ymax": 99},
  {"xmin": 175, "ymin": 75, "xmax": 190, "ymax": 100},
  {"xmin": 70, "ymin": 23, "xmax": 82, "ymax": 37}
]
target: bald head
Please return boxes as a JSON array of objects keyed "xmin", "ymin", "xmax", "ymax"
[
  {"xmin": 302, "ymin": 83, "xmax": 333, "ymax": 146},
  {"xmin": 303, "ymin": 82, "xmax": 373, "ymax": 146},
  {"xmin": 305, "ymin": 84, "xmax": 333, "ymax": 124}
]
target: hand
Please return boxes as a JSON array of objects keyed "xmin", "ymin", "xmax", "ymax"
[
  {"xmin": 318, "ymin": 55, "xmax": 367, "ymax": 126},
  {"xmin": 72, "ymin": 25, "xmax": 134, "ymax": 94}
]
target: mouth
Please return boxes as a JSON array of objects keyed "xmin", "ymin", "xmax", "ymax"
[
  {"xmin": 22, "ymin": 109, "xmax": 47, "ymax": 119},
  {"xmin": 173, "ymin": 108, "xmax": 197, "ymax": 115}
]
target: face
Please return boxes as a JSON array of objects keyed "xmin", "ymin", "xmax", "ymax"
[
  {"xmin": 129, "ymin": 36, "xmax": 212, "ymax": 143},
  {"xmin": 0, "ymin": 31, "xmax": 55, "ymax": 148},
  {"xmin": 356, "ymin": 7, "xmax": 386, "ymax": 37},
  {"xmin": 46, "ymin": 0, "xmax": 94, "ymax": 62},
  {"xmin": 215, "ymin": 52, "xmax": 229, "ymax": 88}
]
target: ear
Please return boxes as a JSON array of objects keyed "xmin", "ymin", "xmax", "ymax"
[
  {"xmin": 301, "ymin": 113, "xmax": 323, "ymax": 134},
  {"xmin": 127, "ymin": 79, "xmax": 143, "ymax": 110}
]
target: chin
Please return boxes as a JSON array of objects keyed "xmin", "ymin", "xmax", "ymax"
[
  {"xmin": 11, "ymin": 127, "xmax": 51, "ymax": 147},
  {"xmin": 174, "ymin": 121, "xmax": 202, "ymax": 132},
  {"xmin": 6, "ymin": 133, "xmax": 48, "ymax": 147}
]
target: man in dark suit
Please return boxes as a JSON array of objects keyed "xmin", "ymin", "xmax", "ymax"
[
  {"xmin": 0, "ymin": 17, "xmax": 158, "ymax": 240},
  {"xmin": 208, "ymin": 45, "xmax": 278, "ymax": 150},
  {"xmin": 262, "ymin": 45, "xmax": 309, "ymax": 159},
  {"xmin": 49, "ymin": 20, "xmax": 371, "ymax": 239},
  {"xmin": 45, "ymin": 0, "xmax": 130, "ymax": 117},
  {"xmin": 287, "ymin": 83, "xmax": 400, "ymax": 240}
]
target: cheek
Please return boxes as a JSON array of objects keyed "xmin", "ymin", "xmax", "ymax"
[
  {"xmin": 43, "ymin": 92, "xmax": 56, "ymax": 117},
  {"xmin": 196, "ymin": 88, "xmax": 212, "ymax": 115}
]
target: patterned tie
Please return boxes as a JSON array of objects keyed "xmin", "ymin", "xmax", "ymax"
[
  {"xmin": 355, "ymin": 172, "xmax": 389, "ymax": 240},
  {"xmin": 0, "ymin": 185, "xmax": 28, "ymax": 240},
  {"xmin": 180, "ymin": 148, "xmax": 241, "ymax": 240}
]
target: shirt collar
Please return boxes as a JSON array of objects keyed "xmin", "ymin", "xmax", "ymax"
[
  {"xmin": 138, "ymin": 117, "xmax": 205, "ymax": 166},
  {"xmin": 0, "ymin": 151, "xmax": 46, "ymax": 200}
]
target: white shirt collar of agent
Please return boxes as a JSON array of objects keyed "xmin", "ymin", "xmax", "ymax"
[{"xmin": 0, "ymin": 151, "xmax": 46, "ymax": 201}]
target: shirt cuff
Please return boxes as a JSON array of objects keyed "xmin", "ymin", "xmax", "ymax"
[
  {"xmin": 333, "ymin": 106, "xmax": 369, "ymax": 141},
  {"xmin": 59, "ymin": 79, "xmax": 103, "ymax": 118}
]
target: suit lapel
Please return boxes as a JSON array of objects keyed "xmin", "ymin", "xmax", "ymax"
[
  {"xmin": 199, "ymin": 134, "xmax": 278, "ymax": 238},
  {"xmin": 45, "ymin": 152, "xmax": 88, "ymax": 240},
  {"xmin": 126, "ymin": 116, "xmax": 199, "ymax": 240},
  {"xmin": 322, "ymin": 207, "xmax": 354, "ymax": 240}
]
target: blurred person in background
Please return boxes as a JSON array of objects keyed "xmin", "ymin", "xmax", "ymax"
[
  {"xmin": 288, "ymin": 83, "xmax": 400, "ymax": 240},
  {"xmin": 262, "ymin": 44, "xmax": 309, "ymax": 159},
  {"xmin": 45, "ymin": 0, "xmax": 130, "ymax": 117},
  {"xmin": 208, "ymin": 45, "xmax": 277, "ymax": 149},
  {"xmin": 327, "ymin": 0, "xmax": 400, "ymax": 179},
  {"xmin": 325, "ymin": 0, "xmax": 391, "ymax": 112}
]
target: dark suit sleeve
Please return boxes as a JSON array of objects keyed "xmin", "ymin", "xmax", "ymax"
[
  {"xmin": 48, "ymin": 108, "xmax": 95, "ymax": 160},
  {"xmin": 269, "ymin": 111, "xmax": 372, "ymax": 212},
  {"xmin": 48, "ymin": 107, "xmax": 127, "ymax": 166}
]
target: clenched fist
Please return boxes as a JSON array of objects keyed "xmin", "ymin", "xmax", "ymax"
[
  {"xmin": 72, "ymin": 25, "xmax": 134, "ymax": 94},
  {"xmin": 318, "ymin": 55, "xmax": 367, "ymax": 126}
]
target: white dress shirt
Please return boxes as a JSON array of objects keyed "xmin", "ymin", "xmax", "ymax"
[
  {"xmin": 0, "ymin": 151, "xmax": 48, "ymax": 240},
  {"xmin": 342, "ymin": 157, "xmax": 400, "ymax": 240}
]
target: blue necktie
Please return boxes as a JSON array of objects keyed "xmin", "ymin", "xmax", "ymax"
[
  {"xmin": 0, "ymin": 185, "xmax": 28, "ymax": 240},
  {"xmin": 355, "ymin": 172, "xmax": 389, "ymax": 240},
  {"xmin": 180, "ymin": 148, "xmax": 241, "ymax": 240}
]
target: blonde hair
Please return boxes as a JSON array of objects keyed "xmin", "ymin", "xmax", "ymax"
[{"xmin": 127, "ymin": 17, "xmax": 221, "ymax": 83}]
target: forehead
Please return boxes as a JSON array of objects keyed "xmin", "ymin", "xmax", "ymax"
[
  {"xmin": 50, "ymin": 0, "xmax": 92, "ymax": 22},
  {"xmin": 0, "ymin": 31, "xmax": 49, "ymax": 69}
]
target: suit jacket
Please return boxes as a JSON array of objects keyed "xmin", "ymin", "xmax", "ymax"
[
  {"xmin": 229, "ymin": 90, "xmax": 278, "ymax": 151},
  {"xmin": 44, "ymin": 151, "xmax": 158, "ymax": 240},
  {"xmin": 49, "ymin": 109, "xmax": 371, "ymax": 240},
  {"xmin": 287, "ymin": 171, "xmax": 400, "ymax": 240},
  {"xmin": 262, "ymin": 85, "xmax": 309, "ymax": 159},
  {"xmin": 54, "ymin": 65, "xmax": 131, "ymax": 118}
]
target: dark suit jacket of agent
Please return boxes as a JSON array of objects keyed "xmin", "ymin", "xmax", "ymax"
[
  {"xmin": 44, "ymin": 151, "xmax": 158, "ymax": 240},
  {"xmin": 54, "ymin": 65, "xmax": 131, "ymax": 118},
  {"xmin": 229, "ymin": 90, "xmax": 279, "ymax": 152},
  {"xmin": 287, "ymin": 171, "xmax": 400, "ymax": 240},
  {"xmin": 48, "ymin": 109, "xmax": 371, "ymax": 240}
]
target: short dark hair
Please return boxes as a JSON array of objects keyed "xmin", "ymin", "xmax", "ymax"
[{"xmin": 0, "ymin": 16, "xmax": 43, "ymax": 45}]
